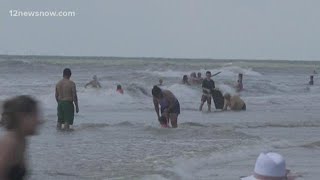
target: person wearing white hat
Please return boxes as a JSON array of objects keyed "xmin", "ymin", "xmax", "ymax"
[{"xmin": 241, "ymin": 152, "xmax": 299, "ymax": 180}]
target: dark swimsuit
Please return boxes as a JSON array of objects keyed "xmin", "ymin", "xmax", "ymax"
[
  {"xmin": 159, "ymin": 98, "xmax": 180, "ymax": 114},
  {"xmin": 7, "ymin": 165, "xmax": 26, "ymax": 180}
]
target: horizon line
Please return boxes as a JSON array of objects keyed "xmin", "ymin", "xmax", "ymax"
[{"xmin": 0, "ymin": 54, "xmax": 319, "ymax": 62}]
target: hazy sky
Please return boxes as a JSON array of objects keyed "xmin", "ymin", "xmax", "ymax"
[{"xmin": 1, "ymin": 0, "xmax": 320, "ymax": 60}]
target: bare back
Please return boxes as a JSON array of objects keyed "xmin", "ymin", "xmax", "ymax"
[
  {"xmin": 161, "ymin": 90, "xmax": 178, "ymax": 106},
  {"xmin": 230, "ymin": 95, "xmax": 245, "ymax": 110},
  {"xmin": 0, "ymin": 132, "xmax": 25, "ymax": 179},
  {"xmin": 56, "ymin": 78, "xmax": 77, "ymax": 102}
]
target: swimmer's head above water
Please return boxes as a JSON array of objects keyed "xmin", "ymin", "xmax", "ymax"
[
  {"xmin": 159, "ymin": 79, "xmax": 163, "ymax": 85},
  {"xmin": 224, "ymin": 93, "xmax": 231, "ymax": 100}
]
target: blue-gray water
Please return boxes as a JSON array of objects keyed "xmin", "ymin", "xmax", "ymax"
[{"xmin": 0, "ymin": 55, "xmax": 319, "ymax": 180}]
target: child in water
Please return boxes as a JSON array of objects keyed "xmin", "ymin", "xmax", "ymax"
[
  {"xmin": 116, "ymin": 85, "xmax": 124, "ymax": 94},
  {"xmin": 158, "ymin": 116, "xmax": 169, "ymax": 128}
]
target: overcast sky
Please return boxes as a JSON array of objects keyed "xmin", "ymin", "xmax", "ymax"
[{"xmin": 1, "ymin": 0, "xmax": 320, "ymax": 60}]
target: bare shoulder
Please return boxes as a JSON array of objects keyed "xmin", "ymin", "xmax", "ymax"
[
  {"xmin": 71, "ymin": 80, "xmax": 76, "ymax": 85},
  {"xmin": 0, "ymin": 134, "xmax": 17, "ymax": 152},
  {"xmin": 56, "ymin": 79, "xmax": 63, "ymax": 86}
]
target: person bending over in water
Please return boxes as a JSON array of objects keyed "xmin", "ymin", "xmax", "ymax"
[
  {"xmin": 116, "ymin": 85, "xmax": 124, "ymax": 94},
  {"xmin": 152, "ymin": 86, "xmax": 180, "ymax": 128},
  {"xmin": 85, "ymin": 75, "xmax": 101, "ymax": 88},
  {"xmin": 223, "ymin": 93, "xmax": 246, "ymax": 111},
  {"xmin": 55, "ymin": 68, "xmax": 79, "ymax": 130},
  {"xmin": 199, "ymin": 71, "xmax": 215, "ymax": 112},
  {"xmin": 0, "ymin": 95, "xmax": 41, "ymax": 180}
]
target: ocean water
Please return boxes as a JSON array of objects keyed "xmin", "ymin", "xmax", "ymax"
[{"xmin": 0, "ymin": 55, "xmax": 319, "ymax": 180}]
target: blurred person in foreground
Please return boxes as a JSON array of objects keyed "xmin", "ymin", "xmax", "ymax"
[{"xmin": 0, "ymin": 95, "xmax": 42, "ymax": 180}]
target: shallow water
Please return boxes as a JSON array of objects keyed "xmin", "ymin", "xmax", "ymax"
[{"xmin": 0, "ymin": 55, "xmax": 319, "ymax": 179}]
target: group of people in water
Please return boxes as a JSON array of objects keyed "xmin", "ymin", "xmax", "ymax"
[
  {"xmin": 0, "ymin": 67, "xmax": 306, "ymax": 180},
  {"xmin": 54, "ymin": 68, "xmax": 247, "ymax": 129},
  {"xmin": 84, "ymin": 75, "xmax": 124, "ymax": 94},
  {"xmin": 153, "ymin": 70, "xmax": 246, "ymax": 128}
]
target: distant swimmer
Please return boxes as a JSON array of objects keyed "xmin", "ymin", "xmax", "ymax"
[
  {"xmin": 199, "ymin": 71, "xmax": 215, "ymax": 112},
  {"xmin": 235, "ymin": 80, "xmax": 243, "ymax": 92},
  {"xmin": 158, "ymin": 79, "xmax": 163, "ymax": 86},
  {"xmin": 235, "ymin": 73, "xmax": 243, "ymax": 92},
  {"xmin": 182, "ymin": 75, "xmax": 190, "ymax": 85},
  {"xmin": 152, "ymin": 86, "xmax": 180, "ymax": 128},
  {"xmin": 55, "ymin": 68, "xmax": 79, "ymax": 130},
  {"xmin": 190, "ymin": 72, "xmax": 197, "ymax": 84},
  {"xmin": 211, "ymin": 88, "xmax": 225, "ymax": 110},
  {"xmin": 85, "ymin": 75, "xmax": 101, "ymax": 88},
  {"xmin": 116, "ymin": 84, "xmax": 124, "ymax": 94},
  {"xmin": 223, "ymin": 93, "xmax": 246, "ymax": 111},
  {"xmin": 309, "ymin": 75, "xmax": 314, "ymax": 85},
  {"xmin": 197, "ymin": 72, "xmax": 204, "ymax": 83}
]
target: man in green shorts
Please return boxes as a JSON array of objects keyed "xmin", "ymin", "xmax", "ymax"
[{"xmin": 55, "ymin": 68, "xmax": 79, "ymax": 130}]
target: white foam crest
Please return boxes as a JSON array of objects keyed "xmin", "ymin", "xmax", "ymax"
[
  {"xmin": 169, "ymin": 143, "xmax": 276, "ymax": 179},
  {"xmin": 39, "ymin": 87, "xmax": 147, "ymax": 112},
  {"xmin": 140, "ymin": 175, "xmax": 169, "ymax": 180},
  {"xmin": 79, "ymin": 88, "xmax": 136, "ymax": 106},
  {"xmin": 165, "ymin": 84, "xmax": 201, "ymax": 110},
  {"xmin": 215, "ymin": 84, "xmax": 237, "ymax": 95},
  {"xmin": 216, "ymin": 66, "xmax": 262, "ymax": 77},
  {"xmin": 141, "ymin": 69, "xmax": 187, "ymax": 78}
]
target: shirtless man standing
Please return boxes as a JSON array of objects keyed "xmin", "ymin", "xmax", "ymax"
[
  {"xmin": 55, "ymin": 68, "xmax": 79, "ymax": 130},
  {"xmin": 152, "ymin": 86, "xmax": 180, "ymax": 128},
  {"xmin": 223, "ymin": 93, "xmax": 246, "ymax": 111}
]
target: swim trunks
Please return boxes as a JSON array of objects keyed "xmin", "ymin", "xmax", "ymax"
[{"xmin": 57, "ymin": 101, "xmax": 74, "ymax": 125}]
